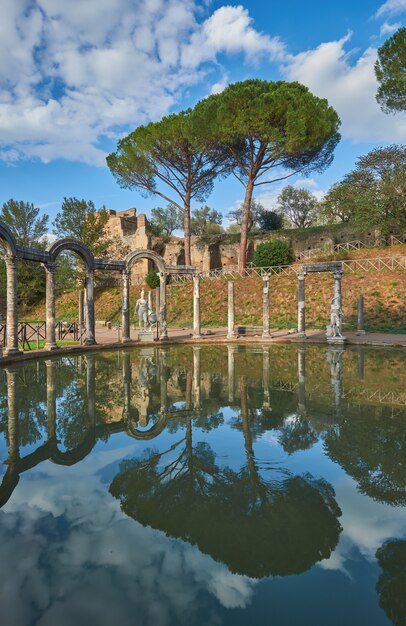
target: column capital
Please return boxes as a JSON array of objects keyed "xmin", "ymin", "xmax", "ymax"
[
  {"xmin": 262, "ymin": 273, "xmax": 270, "ymax": 282},
  {"xmin": 44, "ymin": 261, "xmax": 57, "ymax": 273},
  {"xmin": 333, "ymin": 270, "xmax": 343, "ymax": 280},
  {"xmin": 3, "ymin": 254, "xmax": 17, "ymax": 267},
  {"xmin": 297, "ymin": 270, "xmax": 306, "ymax": 280}
]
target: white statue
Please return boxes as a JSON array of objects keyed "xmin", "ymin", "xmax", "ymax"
[
  {"xmin": 134, "ymin": 289, "xmax": 149, "ymax": 330},
  {"xmin": 328, "ymin": 294, "xmax": 343, "ymax": 338}
]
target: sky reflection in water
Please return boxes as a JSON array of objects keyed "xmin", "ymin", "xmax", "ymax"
[{"xmin": 0, "ymin": 344, "xmax": 405, "ymax": 626}]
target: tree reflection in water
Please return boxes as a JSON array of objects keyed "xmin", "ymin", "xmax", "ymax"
[
  {"xmin": 110, "ymin": 375, "xmax": 342, "ymax": 579},
  {"xmin": 376, "ymin": 540, "xmax": 406, "ymax": 626}
]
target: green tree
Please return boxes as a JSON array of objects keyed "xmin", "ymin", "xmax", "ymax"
[
  {"xmin": 149, "ymin": 204, "xmax": 183, "ymax": 237},
  {"xmin": 145, "ymin": 269, "xmax": 160, "ymax": 289},
  {"xmin": 228, "ymin": 199, "xmax": 265, "ymax": 232},
  {"xmin": 256, "ymin": 208, "xmax": 283, "ymax": 231},
  {"xmin": 53, "ymin": 197, "xmax": 115, "ymax": 289},
  {"xmin": 320, "ymin": 181, "xmax": 358, "ymax": 223},
  {"xmin": 324, "ymin": 145, "xmax": 406, "ymax": 238},
  {"xmin": 107, "ymin": 110, "xmax": 231, "ymax": 265},
  {"xmin": 253, "ymin": 239, "xmax": 293, "ymax": 268},
  {"xmin": 0, "ymin": 199, "xmax": 49, "ymax": 309},
  {"xmin": 375, "ymin": 27, "xmax": 406, "ymax": 114},
  {"xmin": 190, "ymin": 205, "xmax": 223, "ymax": 237},
  {"xmin": 1, "ymin": 199, "xmax": 48, "ymax": 246},
  {"xmin": 277, "ymin": 185, "xmax": 319, "ymax": 228},
  {"xmin": 195, "ymin": 80, "xmax": 340, "ymax": 269},
  {"xmin": 53, "ymin": 197, "xmax": 112, "ymax": 257}
]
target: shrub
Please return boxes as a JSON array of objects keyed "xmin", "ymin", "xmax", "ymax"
[
  {"xmin": 145, "ymin": 270, "xmax": 160, "ymax": 289},
  {"xmin": 253, "ymin": 239, "xmax": 293, "ymax": 268}
]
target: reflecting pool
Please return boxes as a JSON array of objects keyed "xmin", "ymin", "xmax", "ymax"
[{"xmin": 0, "ymin": 344, "xmax": 405, "ymax": 626}]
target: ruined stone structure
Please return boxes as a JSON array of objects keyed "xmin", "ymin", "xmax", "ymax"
[{"xmin": 104, "ymin": 208, "xmax": 394, "ymax": 276}]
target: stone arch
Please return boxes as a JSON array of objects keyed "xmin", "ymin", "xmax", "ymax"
[
  {"xmin": 125, "ymin": 413, "xmax": 169, "ymax": 440},
  {"xmin": 48, "ymin": 238, "xmax": 94, "ymax": 269},
  {"xmin": 125, "ymin": 248, "xmax": 165, "ymax": 274},
  {"xmin": 50, "ymin": 430, "xmax": 96, "ymax": 466},
  {"xmin": 46, "ymin": 238, "xmax": 96, "ymax": 346},
  {"xmin": 0, "ymin": 221, "xmax": 18, "ymax": 256},
  {"xmin": 121, "ymin": 249, "xmax": 168, "ymax": 342}
]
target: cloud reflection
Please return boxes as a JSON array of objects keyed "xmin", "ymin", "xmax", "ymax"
[{"xmin": 0, "ymin": 448, "xmax": 255, "ymax": 626}]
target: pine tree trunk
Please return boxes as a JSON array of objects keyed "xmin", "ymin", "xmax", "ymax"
[
  {"xmin": 184, "ymin": 193, "xmax": 191, "ymax": 266},
  {"xmin": 239, "ymin": 179, "xmax": 254, "ymax": 272}
]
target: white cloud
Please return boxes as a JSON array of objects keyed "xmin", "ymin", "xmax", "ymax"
[
  {"xmin": 210, "ymin": 73, "xmax": 229, "ymax": 94},
  {"xmin": 0, "ymin": 1, "xmax": 284, "ymax": 166},
  {"xmin": 375, "ymin": 0, "xmax": 406, "ymax": 18},
  {"xmin": 283, "ymin": 34, "xmax": 406, "ymax": 144},
  {"xmin": 379, "ymin": 21, "xmax": 402, "ymax": 35},
  {"xmin": 181, "ymin": 5, "xmax": 285, "ymax": 68}
]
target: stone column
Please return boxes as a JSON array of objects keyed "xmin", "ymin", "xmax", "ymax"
[
  {"xmin": 159, "ymin": 272, "xmax": 168, "ymax": 340},
  {"xmin": 86, "ymin": 355, "xmax": 96, "ymax": 423},
  {"xmin": 227, "ymin": 281, "xmax": 236, "ymax": 339},
  {"xmin": 262, "ymin": 274, "xmax": 270, "ymax": 338},
  {"xmin": 4, "ymin": 255, "xmax": 20, "ymax": 355},
  {"xmin": 122, "ymin": 351, "xmax": 132, "ymax": 420},
  {"xmin": 297, "ymin": 271, "xmax": 306, "ymax": 338},
  {"xmin": 78, "ymin": 289, "xmax": 84, "ymax": 342},
  {"xmin": 148, "ymin": 290, "xmax": 153, "ymax": 313},
  {"xmin": 6, "ymin": 368, "xmax": 19, "ymax": 464},
  {"xmin": 333, "ymin": 270, "xmax": 343, "ymax": 333},
  {"xmin": 193, "ymin": 346, "xmax": 201, "ymax": 411},
  {"xmin": 192, "ymin": 274, "xmax": 201, "ymax": 339},
  {"xmin": 357, "ymin": 295, "xmax": 365, "ymax": 334},
  {"xmin": 44, "ymin": 262, "xmax": 58, "ymax": 350},
  {"xmin": 45, "ymin": 360, "xmax": 57, "ymax": 440},
  {"xmin": 297, "ymin": 347, "xmax": 306, "ymax": 416},
  {"xmin": 227, "ymin": 344, "xmax": 235, "ymax": 403},
  {"xmin": 85, "ymin": 269, "xmax": 96, "ymax": 345},
  {"xmin": 121, "ymin": 269, "xmax": 131, "ymax": 344},
  {"xmin": 263, "ymin": 347, "xmax": 270, "ymax": 409}
]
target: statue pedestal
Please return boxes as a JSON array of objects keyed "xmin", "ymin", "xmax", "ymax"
[
  {"xmin": 138, "ymin": 330, "xmax": 155, "ymax": 342},
  {"xmin": 327, "ymin": 336, "xmax": 347, "ymax": 345}
]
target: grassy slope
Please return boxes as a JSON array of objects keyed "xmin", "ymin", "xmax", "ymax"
[{"xmin": 24, "ymin": 244, "xmax": 406, "ymax": 333}]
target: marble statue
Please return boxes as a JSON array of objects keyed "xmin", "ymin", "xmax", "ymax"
[
  {"xmin": 135, "ymin": 289, "xmax": 149, "ymax": 330},
  {"xmin": 327, "ymin": 294, "xmax": 343, "ymax": 338}
]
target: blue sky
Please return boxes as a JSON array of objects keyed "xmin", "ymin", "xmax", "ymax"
[{"xmin": 0, "ymin": 0, "xmax": 405, "ymax": 226}]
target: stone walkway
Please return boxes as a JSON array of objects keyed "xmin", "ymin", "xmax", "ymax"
[{"xmin": 94, "ymin": 325, "xmax": 406, "ymax": 348}]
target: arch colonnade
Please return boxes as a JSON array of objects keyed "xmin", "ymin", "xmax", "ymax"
[{"xmin": 0, "ymin": 220, "xmax": 195, "ymax": 356}]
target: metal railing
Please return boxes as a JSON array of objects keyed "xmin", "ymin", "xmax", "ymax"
[
  {"xmin": 0, "ymin": 321, "xmax": 85, "ymax": 350},
  {"xmin": 299, "ymin": 234, "xmax": 405, "ymax": 260}
]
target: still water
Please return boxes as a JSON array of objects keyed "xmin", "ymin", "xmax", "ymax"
[{"xmin": 0, "ymin": 344, "xmax": 405, "ymax": 626}]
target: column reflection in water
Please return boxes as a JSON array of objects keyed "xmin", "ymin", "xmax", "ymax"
[
  {"xmin": 193, "ymin": 346, "xmax": 201, "ymax": 411},
  {"xmin": 357, "ymin": 347, "xmax": 365, "ymax": 379},
  {"xmin": 45, "ymin": 359, "xmax": 57, "ymax": 441},
  {"xmin": 227, "ymin": 345, "xmax": 235, "ymax": 404},
  {"xmin": 262, "ymin": 347, "xmax": 270, "ymax": 409},
  {"xmin": 297, "ymin": 347, "xmax": 306, "ymax": 417},
  {"xmin": 6, "ymin": 368, "xmax": 19, "ymax": 466},
  {"xmin": 158, "ymin": 348, "xmax": 167, "ymax": 415},
  {"xmin": 327, "ymin": 347, "xmax": 343, "ymax": 418},
  {"xmin": 122, "ymin": 351, "xmax": 132, "ymax": 420},
  {"xmin": 86, "ymin": 355, "xmax": 96, "ymax": 424}
]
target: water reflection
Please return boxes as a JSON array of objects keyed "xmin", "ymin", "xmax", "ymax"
[{"xmin": 0, "ymin": 344, "xmax": 405, "ymax": 625}]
